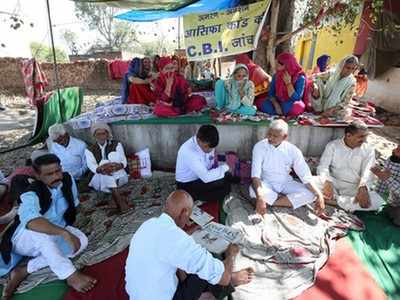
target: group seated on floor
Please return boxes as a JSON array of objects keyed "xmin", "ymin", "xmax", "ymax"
[
  {"xmin": 118, "ymin": 51, "xmax": 372, "ymax": 123},
  {"xmin": 0, "ymin": 117, "xmax": 399, "ymax": 299}
]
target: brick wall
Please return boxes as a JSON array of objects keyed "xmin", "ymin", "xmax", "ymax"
[{"xmin": 0, "ymin": 57, "xmax": 121, "ymax": 95}]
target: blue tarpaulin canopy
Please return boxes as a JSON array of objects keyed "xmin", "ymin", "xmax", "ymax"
[{"xmin": 114, "ymin": 0, "xmax": 239, "ymax": 22}]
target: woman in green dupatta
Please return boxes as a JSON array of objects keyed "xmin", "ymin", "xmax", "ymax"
[
  {"xmin": 311, "ymin": 55, "xmax": 359, "ymax": 119},
  {"xmin": 214, "ymin": 64, "xmax": 256, "ymax": 116}
]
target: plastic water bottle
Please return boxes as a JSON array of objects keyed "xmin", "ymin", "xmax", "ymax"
[{"xmin": 0, "ymin": 170, "xmax": 5, "ymax": 183}]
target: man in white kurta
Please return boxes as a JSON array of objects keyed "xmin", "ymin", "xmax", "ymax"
[
  {"xmin": 250, "ymin": 120, "xmax": 324, "ymax": 215},
  {"xmin": 48, "ymin": 124, "xmax": 87, "ymax": 180},
  {"xmin": 125, "ymin": 190, "xmax": 253, "ymax": 300},
  {"xmin": 176, "ymin": 125, "xmax": 231, "ymax": 203},
  {"xmin": 316, "ymin": 121, "xmax": 384, "ymax": 212},
  {"xmin": 84, "ymin": 123, "xmax": 130, "ymax": 213}
]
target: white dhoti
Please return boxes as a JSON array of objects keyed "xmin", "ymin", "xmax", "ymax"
[
  {"xmin": 89, "ymin": 152, "xmax": 129, "ymax": 193},
  {"xmin": 13, "ymin": 226, "xmax": 88, "ymax": 279},
  {"xmin": 249, "ymin": 180, "xmax": 315, "ymax": 209},
  {"xmin": 313, "ymin": 176, "xmax": 384, "ymax": 212}
]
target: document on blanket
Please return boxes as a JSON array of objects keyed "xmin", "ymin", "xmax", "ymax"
[
  {"xmin": 191, "ymin": 222, "xmax": 242, "ymax": 254},
  {"xmin": 190, "ymin": 205, "xmax": 214, "ymax": 227}
]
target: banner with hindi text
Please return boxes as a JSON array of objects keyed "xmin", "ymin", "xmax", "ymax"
[{"xmin": 183, "ymin": 0, "xmax": 270, "ymax": 61}]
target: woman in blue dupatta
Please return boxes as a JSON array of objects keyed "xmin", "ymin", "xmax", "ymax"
[{"xmin": 120, "ymin": 57, "xmax": 155, "ymax": 105}]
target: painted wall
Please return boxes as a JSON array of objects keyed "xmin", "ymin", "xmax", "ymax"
[
  {"xmin": 294, "ymin": 15, "xmax": 361, "ymax": 71},
  {"xmin": 365, "ymin": 67, "xmax": 400, "ymax": 113}
]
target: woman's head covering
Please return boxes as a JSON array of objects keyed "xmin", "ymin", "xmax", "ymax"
[
  {"xmin": 232, "ymin": 64, "xmax": 249, "ymax": 78},
  {"xmin": 316, "ymin": 55, "xmax": 330, "ymax": 72},
  {"xmin": 275, "ymin": 52, "xmax": 305, "ymax": 101},
  {"xmin": 322, "ymin": 55, "xmax": 358, "ymax": 108},
  {"xmin": 158, "ymin": 57, "xmax": 173, "ymax": 72},
  {"xmin": 90, "ymin": 122, "xmax": 112, "ymax": 138}
]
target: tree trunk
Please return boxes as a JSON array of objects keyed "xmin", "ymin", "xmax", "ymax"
[{"xmin": 253, "ymin": 0, "xmax": 295, "ymax": 73}]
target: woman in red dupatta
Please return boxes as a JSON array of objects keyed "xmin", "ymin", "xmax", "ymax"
[
  {"xmin": 153, "ymin": 57, "xmax": 207, "ymax": 117},
  {"xmin": 260, "ymin": 52, "xmax": 310, "ymax": 116}
]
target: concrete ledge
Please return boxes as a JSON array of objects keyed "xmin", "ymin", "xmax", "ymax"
[{"xmin": 67, "ymin": 123, "xmax": 344, "ymax": 169}]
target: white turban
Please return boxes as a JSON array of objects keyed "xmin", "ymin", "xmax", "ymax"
[
  {"xmin": 48, "ymin": 123, "xmax": 67, "ymax": 141},
  {"xmin": 90, "ymin": 122, "xmax": 113, "ymax": 138},
  {"xmin": 30, "ymin": 149, "xmax": 49, "ymax": 162}
]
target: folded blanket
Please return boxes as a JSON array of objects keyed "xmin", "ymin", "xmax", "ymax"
[{"xmin": 223, "ymin": 189, "xmax": 364, "ymax": 300}]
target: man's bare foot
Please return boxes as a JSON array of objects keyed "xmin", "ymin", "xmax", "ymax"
[
  {"xmin": 231, "ymin": 267, "xmax": 254, "ymax": 286},
  {"xmin": 2, "ymin": 265, "xmax": 28, "ymax": 300},
  {"xmin": 66, "ymin": 271, "xmax": 97, "ymax": 293}
]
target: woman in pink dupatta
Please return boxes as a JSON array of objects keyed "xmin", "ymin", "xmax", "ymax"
[
  {"xmin": 260, "ymin": 52, "xmax": 311, "ymax": 116},
  {"xmin": 153, "ymin": 57, "xmax": 207, "ymax": 117}
]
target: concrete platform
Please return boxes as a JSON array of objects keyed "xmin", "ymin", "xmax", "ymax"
[{"xmin": 67, "ymin": 123, "xmax": 344, "ymax": 169}]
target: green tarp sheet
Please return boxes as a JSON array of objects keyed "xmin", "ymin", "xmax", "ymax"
[
  {"xmin": 30, "ymin": 87, "xmax": 83, "ymax": 145},
  {"xmin": 0, "ymin": 281, "xmax": 67, "ymax": 300},
  {"xmin": 348, "ymin": 211, "xmax": 400, "ymax": 300}
]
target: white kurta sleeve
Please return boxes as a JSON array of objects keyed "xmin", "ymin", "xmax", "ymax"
[
  {"xmin": 317, "ymin": 142, "xmax": 334, "ymax": 182},
  {"xmin": 292, "ymin": 146, "xmax": 313, "ymax": 184},
  {"xmin": 359, "ymin": 148, "xmax": 376, "ymax": 187},
  {"xmin": 190, "ymin": 157, "xmax": 229, "ymax": 183},
  {"xmin": 116, "ymin": 143, "xmax": 128, "ymax": 168},
  {"xmin": 85, "ymin": 149, "xmax": 99, "ymax": 174},
  {"xmin": 251, "ymin": 143, "xmax": 263, "ymax": 179},
  {"xmin": 79, "ymin": 142, "xmax": 88, "ymax": 175},
  {"xmin": 159, "ymin": 229, "xmax": 224, "ymax": 285}
]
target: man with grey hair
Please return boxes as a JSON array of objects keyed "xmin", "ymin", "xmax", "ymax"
[
  {"xmin": 316, "ymin": 120, "xmax": 384, "ymax": 212},
  {"xmin": 48, "ymin": 124, "xmax": 87, "ymax": 180},
  {"xmin": 250, "ymin": 119, "xmax": 324, "ymax": 215}
]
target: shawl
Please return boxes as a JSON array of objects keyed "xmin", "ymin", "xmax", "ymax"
[
  {"xmin": 322, "ymin": 55, "xmax": 357, "ymax": 110},
  {"xmin": 275, "ymin": 52, "xmax": 306, "ymax": 102},
  {"xmin": 316, "ymin": 55, "xmax": 330, "ymax": 72},
  {"xmin": 223, "ymin": 64, "xmax": 254, "ymax": 111}
]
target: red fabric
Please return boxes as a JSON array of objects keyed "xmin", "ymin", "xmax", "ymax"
[
  {"xmin": 108, "ymin": 60, "xmax": 129, "ymax": 80},
  {"xmin": 21, "ymin": 58, "xmax": 49, "ymax": 107},
  {"xmin": 355, "ymin": 76, "xmax": 368, "ymax": 98},
  {"xmin": 127, "ymin": 83, "xmax": 156, "ymax": 105},
  {"xmin": 295, "ymin": 239, "xmax": 386, "ymax": 300},
  {"xmin": 153, "ymin": 95, "xmax": 206, "ymax": 117},
  {"xmin": 154, "ymin": 71, "xmax": 206, "ymax": 117},
  {"xmin": 275, "ymin": 52, "xmax": 305, "ymax": 102},
  {"xmin": 158, "ymin": 57, "xmax": 173, "ymax": 71},
  {"xmin": 63, "ymin": 249, "xmax": 130, "ymax": 300},
  {"xmin": 287, "ymin": 100, "xmax": 306, "ymax": 117}
]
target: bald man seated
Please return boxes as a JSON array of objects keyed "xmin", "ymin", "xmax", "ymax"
[{"xmin": 125, "ymin": 190, "xmax": 254, "ymax": 300}]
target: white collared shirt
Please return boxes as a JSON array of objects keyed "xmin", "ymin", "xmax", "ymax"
[
  {"xmin": 50, "ymin": 137, "xmax": 87, "ymax": 179},
  {"xmin": 317, "ymin": 138, "xmax": 375, "ymax": 186},
  {"xmin": 176, "ymin": 136, "xmax": 229, "ymax": 183},
  {"xmin": 125, "ymin": 213, "xmax": 224, "ymax": 300},
  {"xmin": 251, "ymin": 139, "xmax": 313, "ymax": 188}
]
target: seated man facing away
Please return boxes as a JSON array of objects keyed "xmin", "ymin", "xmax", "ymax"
[
  {"xmin": 316, "ymin": 120, "xmax": 384, "ymax": 212},
  {"xmin": 48, "ymin": 124, "xmax": 87, "ymax": 180},
  {"xmin": 84, "ymin": 122, "xmax": 130, "ymax": 213},
  {"xmin": 0, "ymin": 154, "xmax": 96, "ymax": 299},
  {"xmin": 125, "ymin": 190, "xmax": 253, "ymax": 300},
  {"xmin": 371, "ymin": 144, "xmax": 400, "ymax": 226},
  {"xmin": 176, "ymin": 125, "xmax": 231, "ymax": 203},
  {"xmin": 250, "ymin": 119, "xmax": 324, "ymax": 215}
]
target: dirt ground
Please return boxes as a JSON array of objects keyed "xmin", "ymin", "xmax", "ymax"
[{"xmin": 0, "ymin": 92, "xmax": 399, "ymax": 177}]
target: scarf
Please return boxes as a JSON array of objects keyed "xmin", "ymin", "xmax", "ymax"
[
  {"xmin": 316, "ymin": 55, "xmax": 330, "ymax": 72},
  {"xmin": 120, "ymin": 58, "xmax": 149, "ymax": 104},
  {"xmin": 275, "ymin": 52, "xmax": 306, "ymax": 102},
  {"xmin": 223, "ymin": 64, "xmax": 253, "ymax": 111},
  {"xmin": 322, "ymin": 55, "xmax": 357, "ymax": 110}
]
